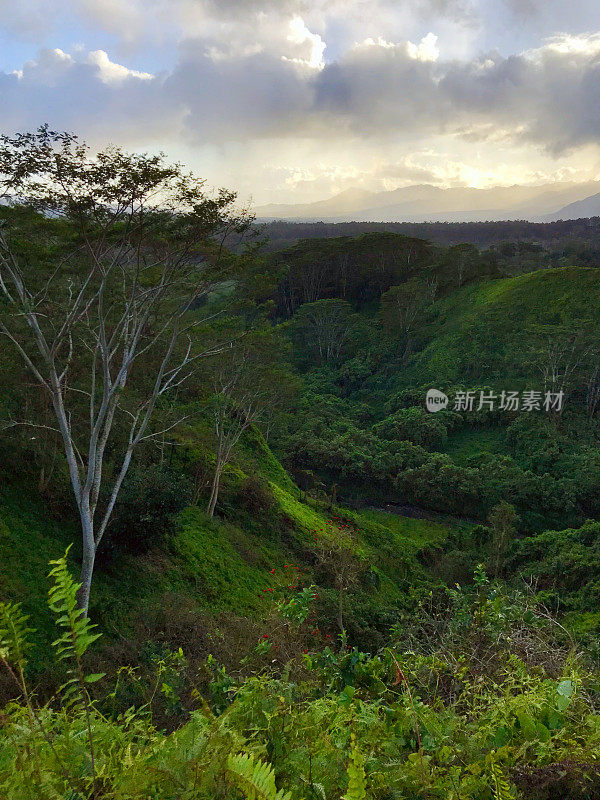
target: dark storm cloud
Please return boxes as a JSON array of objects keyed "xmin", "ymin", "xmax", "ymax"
[
  {"xmin": 313, "ymin": 44, "xmax": 441, "ymax": 134},
  {"xmin": 165, "ymin": 48, "xmax": 314, "ymax": 141},
  {"xmin": 311, "ymin": 36, "xmax": 600, "ymax": 153},
  {"xmin": 438, "ymin": 44, "xmax": 600, "ymax": 152}
]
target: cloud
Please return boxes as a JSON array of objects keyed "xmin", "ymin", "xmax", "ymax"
[
  {"xmin": 438, "ymin": 35, "xmax": 600, "ymax": 153},
  {"xmin": 0, "ymin": 48, "xmax": 175, "ymax": 143},
  {"xmin": 2, "ymin": 30, "xmax": 600, "ymax": 168},
  {"xmin": 415, "ymin": 0, "xmax": 476, "ymax": 23},
  {"xmin": 0, "ymin": 0, "xmax": 53, "ymax": 40},
  {"xmin": 309, "ymin": 32, "xmax": 600, "ymax": 153},
  {"xmin": 312, "ymin": 37, "xmax": 441, "ymax": 136},
  {"xmin": 284, "ymin": 16, "xmax": 326, "ymax": 68},
  {"xmin": 501, "ymin": 0, "xmax": 538, "ymax": 18},
  {"xmin": 86, "ymin": 50, "xmax": 153, "ymax": 82},
  {"xmin": 407, "ymin": 33, "xmax": 440, "ymax": 62}
]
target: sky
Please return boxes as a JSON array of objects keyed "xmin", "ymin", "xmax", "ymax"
[{"xmin": 1, "ymin": 0, "xmax": 600, "ymax": 205}]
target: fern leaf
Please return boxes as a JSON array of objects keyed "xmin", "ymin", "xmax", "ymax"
[
  {"xmin": 226, "ymin": 752, "xmax": 293, "ymax": 800},
  {"xmin": 490, "ymin": 753, "xmax": 515, "ymax": 800},
  {"xmin": 48, "ymin": 546, "xmax": 101, "ymax": 663},
  {"xmin": 342, "ymin": 733, "xmax": 367, "ymax": 800},
  {"xmin": 0, "ymin": 602, "xmax": 33, "ymax": 671}
]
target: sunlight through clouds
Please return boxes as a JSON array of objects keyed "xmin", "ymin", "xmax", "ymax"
[{"xmin": 1, "ymin": 0, "xmax": 600, "ymax": 204}]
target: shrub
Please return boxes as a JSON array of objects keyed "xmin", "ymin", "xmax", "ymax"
[
  {"xmin": 3, "ymin": 558, "xmax": 600, "ymax": 800},
  {"xmin": 102, "ymin": 464, "xmax": 192, "ymax": 560},
  {"xmin": 374, "ymin": 407, "xmax": 449, "ymax": 451},
  {"xmin": 235, "ymin": 475, "xmax": 276, "ymax": 515}
]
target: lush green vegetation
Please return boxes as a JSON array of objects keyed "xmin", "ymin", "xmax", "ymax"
[
  {"xmin": 3, "ymin": 133, "xmax": 600, "ymax": 797},
  {"xmin": 2, "ymin": 556, "xmax": 600, "ymax": 800}
]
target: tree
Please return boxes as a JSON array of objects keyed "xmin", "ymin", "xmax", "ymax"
[
  {"xmin": 204, "ymin": 327, "xmax": 294, "ymax": 517},
  {"xmin": 380, "ymin": 278, "xmax": 435, "ymax": 361},
  {"xmin": 525, "ymin": 322, "xmax": 600, "ymax": 413},
  {"xmin": 437, "ymin": 243, "xmax": 482, "ymax": 290},
  {"xmin": 0, "ymin": 126, "xmax": 252, "ymax": 613},
  {"xmin": 373, "ymin": 407, "xmax": 448, "ymax": 451},
  {"xmin": 487, "ymin": 501, "xmax": 518, "ymax": 579},
  {"xmin": 291, "ymin": 299, "xmax": 358, "ymax": 365},
  {"xmin": 312, "ymin": 521, "xmax": 361, "ymax": 636}
]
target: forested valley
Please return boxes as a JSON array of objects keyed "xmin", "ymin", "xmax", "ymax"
[{"xmin": 2, "ymin": 130, "xmax": 600, "ymax": 799}]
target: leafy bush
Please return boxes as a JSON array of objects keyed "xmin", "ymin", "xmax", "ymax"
[
  {"xmin": 511, "ymin": 519, "xmax": 600, "ymax": 613},
  {"xmin": 102, "ymin": 464, "xmax": 192, "ymax": 560},
  {"xmin": 374, "ymin": 407, "xmax": 449, "ymax": 450},
  {"xmin": 3, "ymin": 557, "xmax": 600, "ymax": 799}
]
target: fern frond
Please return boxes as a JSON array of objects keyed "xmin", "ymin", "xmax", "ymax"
[
  {"xmin": 48, "ymin": 547, "xmax": 102, "ymax": 781},
  {"xmin": 0, "ymin": 601, "xmax": 33, "ymax": 672},
  {"xmin": 490, "ymin": 753, "xmax": 515, "ymax": 800},
  {"xmin": 48, "ymin": 546, "xmax": 101, "ymax": 663},
  {"xmin": 342, "ymin": 733, "xmax": 367, "ymax": 800},
  {"xmin": 226, "ymin": 752, "xmax": 293, "ymax": 800}
]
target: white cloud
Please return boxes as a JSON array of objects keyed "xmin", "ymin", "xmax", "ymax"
[
  {"xmin": 407, "ymin": 32, "xmax": 440, "ymax": 62},
  {"xmin": 531, "ymin": 32, "xmax": 600, "ymax": 57},
  {"xmin": 86, "ymin": 50, "xmax": 153, "ymax": 83},
  {"xmin": 284, "ymin": 16, "xmax": 326, "ymax": 69},
  {"xmin": 18, "ymin": 48, "xmax": 74, "ymax": 86}
]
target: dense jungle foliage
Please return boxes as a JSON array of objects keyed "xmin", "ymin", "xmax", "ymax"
[
  {"xmin": 261, "ymin": 217, "xmax": 600, "ymax": 252},
  {"xmin": 3, "ymin": 170, "xmax": 600, "ymax": 799}
]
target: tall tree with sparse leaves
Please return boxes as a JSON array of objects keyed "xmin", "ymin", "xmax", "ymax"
[{"xmin": 0, "ymin": 125, "xmax": 253, "ymax": 614}]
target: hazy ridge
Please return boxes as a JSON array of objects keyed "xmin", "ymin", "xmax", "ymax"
[{"xmin": 256, "ymin": 180, "xmax": 600, "ymax": 222}]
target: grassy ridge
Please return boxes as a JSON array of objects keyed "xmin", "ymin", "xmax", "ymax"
[
  {"xmin": 0, "ymin": 429, "xmax": 467, "ymax": 672},
  {"xmin": 407, "ymin": 266, "xmax": 600, "ymax": 387}
]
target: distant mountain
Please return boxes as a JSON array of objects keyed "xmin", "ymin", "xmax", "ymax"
[
  {"xmin": 545, "ymin": 192, "xmax": 600, "ymax": 221},
  {"xmin": 256, "ymin": 187, "xmax": 375, "ymax": 219},
  {"xmin": 255, "ymin": 181, "xmax": 600, "ymax": 223}
]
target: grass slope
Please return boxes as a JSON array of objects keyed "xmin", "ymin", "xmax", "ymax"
[
  {"xmin": 0, "ymin": 428, "xmax": 469, "ymax": 670},
  {"xmin": 407, "ymin": 266, "xmax": 600, "ymax": 387}
]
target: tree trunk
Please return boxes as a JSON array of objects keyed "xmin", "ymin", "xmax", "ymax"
[
  {"xmin": 207, "ymin": 462, "xmax": 223, "ymax": 518},
  {"xmin": 78, "ymin": 510, "xmax": 96, "ymax": 616},
  {"xmin": 402, "ymin": 331, "xmax": 413, "ymax": 364},
  {"xmin": 337, "ymin": 587, "xmax": 345, "ymax": 636},
  {"xmin": 38, "ymin": 466, "xmax": 46, "ymax": 494}
]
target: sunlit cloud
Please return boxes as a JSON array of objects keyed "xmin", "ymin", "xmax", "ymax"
[{"xmin": 1, "ymin": 0, "xmax": 600, "ymax": 204}]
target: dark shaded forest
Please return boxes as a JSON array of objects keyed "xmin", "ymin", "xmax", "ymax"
[{"xmin": 261, "ymin": 216, "xmax": 600, "ymax": 252}]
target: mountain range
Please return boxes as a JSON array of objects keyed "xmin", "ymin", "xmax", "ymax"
[{"xmin": 255, "ymin": 181, "xmax": 600, "ymax": 223}]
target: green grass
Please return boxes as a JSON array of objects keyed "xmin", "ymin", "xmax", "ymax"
[
  {"xmin": 239, "ymin": 430, "xmax": 296, "ymax": 492},
  {"xmin": 344, "ymin": 508, "xmax": 469, "ymax": 603},
  {"xmin": 0, "ymin": 486, "xmax": 73, "ymax": 666},
  {"xmin": 355, "ymin": 508, "xmax": 455, "ymax": 553},
  {"xmin": 403, "ymin": 266, "xmax": 600, "ymax": 388},
  {"xmin": 169, "ymin": 507, "xmax": 281, "ymax": 614},
  {"xmin": 270, "ymin": 484, "xmax": 328, "ymax": 539},
  {"xmin": 563, "ymin": 611, "xmax": 600, "ymax": 636},
  {"xmin": 444, "ymin": 427, "xmax": 508, "ymax": 465}
]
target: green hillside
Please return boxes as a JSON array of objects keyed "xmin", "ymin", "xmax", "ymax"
[
  {"xmin": 2, "ymin": 168, "xmax": 600, "ymax": 800},
  {"xmin": 0, "ymin": 430, "xmax": 461, "ymax": 674},
  {"xmin": 407, "ymin": 266, "xmax": 600, "ymax": 387}
]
